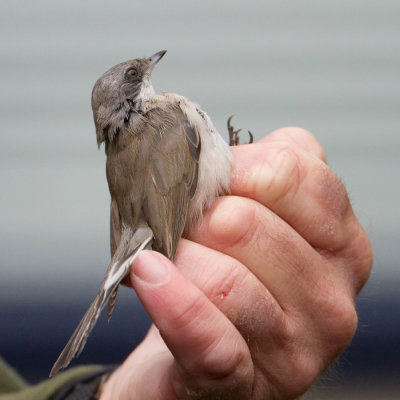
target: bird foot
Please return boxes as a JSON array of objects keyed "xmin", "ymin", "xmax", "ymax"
[{"xmin": 227, "ymin": 115, "xmax": 253, "ymax": 146}]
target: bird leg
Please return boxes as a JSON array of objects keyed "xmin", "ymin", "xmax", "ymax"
[{"xmin": 227, "ymin": 115, "xmax": 253, "ymax": 146}]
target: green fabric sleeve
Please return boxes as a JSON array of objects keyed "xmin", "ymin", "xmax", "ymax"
[
  {"xmin": 0, "ymin": 358, "xmax": 28, "ymax": 394},
  {"xmin": 0, "ymin": 358, "xmax": 103, "ymax": 400}
]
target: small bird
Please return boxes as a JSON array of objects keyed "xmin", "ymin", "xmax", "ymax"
[{"xmin": 50, "ymin": 50, "xmax": 233, "ymax": 376}]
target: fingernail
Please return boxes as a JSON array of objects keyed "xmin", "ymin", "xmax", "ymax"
[{"xmin": 132, "ymin": 250, "xmax": 170, "ymax": 285}]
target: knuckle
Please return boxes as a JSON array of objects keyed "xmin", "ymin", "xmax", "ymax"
[
  {"xmin": 206, "ymin": 196, "xmax": 258, "ymax": 250},
  {"xmin": 271, "ymin": 310, "xmax": 300, "ymax": 349},
  {"xmin": 260, "ymin": 144, "xmax": 304, "ymax": 206},
  {"xmin": 268, "ymin": 126, "xmax": 327, "ymax": 162},
  {"xmin": 346, "ymin": 224, "xmax": 374, "ymax": 292},
  {"xmin": 318, "ymin": 210, "xmax": 373, "ymax": 293},
  {"xmin": 310, "ymin": 165, "xmax": 353, "ymax": 251},
  {"xmin": 318, "ymin": 284, "xmax": 358, "ymax": 346},
  {"xmin": 271, "ymin": 292, "xmax": 358, "ymax": 398},
  {"xmin": 281, "ymin": 353, "xmax": 322, "ymax": 398},
  {"xmin": 266, "ymin": 320, "xmax": 323, "ymax": 398},
  {"xmin": 317, "ymin": 166, "xmax": 351, "ymax": 221},
  {"xmin": 184, "ymin": 334, "xmax": 253, "ymax": 399},
  {"xmin": 332, "ymin": 298, "xmax": 358, "ymax": 347},
  {"xmin": 202, "ymin": 335, "xmax": 252, "ymax": 382}
]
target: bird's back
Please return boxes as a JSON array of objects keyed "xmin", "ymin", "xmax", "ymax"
[{"xmin": 105, "ymin": 96, "xmax": 202, "ymax": 260}]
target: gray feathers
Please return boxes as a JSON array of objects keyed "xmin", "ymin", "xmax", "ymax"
[{"xmin": 50, "ymin": 51, "xmax": 232, "ymax": 377}]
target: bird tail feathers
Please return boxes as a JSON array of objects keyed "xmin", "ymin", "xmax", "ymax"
[{"xmin": 49, "ymin": 227, "xmax": 153, "ymax": 377}]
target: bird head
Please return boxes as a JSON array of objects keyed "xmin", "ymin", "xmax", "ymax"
[{"xmin": 91, "ymin": 50, "xmax": 167, "ymax": 146}]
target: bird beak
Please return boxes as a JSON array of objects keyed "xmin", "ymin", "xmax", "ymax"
[{"xmin": 147, "ymin": 50, "xmax": 167, "ymax": 69}]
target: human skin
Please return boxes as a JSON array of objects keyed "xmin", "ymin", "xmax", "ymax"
[{"xmin": 100, "ymin": 127, "xmax": 373, "ymax": 400}]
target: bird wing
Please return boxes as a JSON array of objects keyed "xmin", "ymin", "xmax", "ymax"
[
  {"xmin": 143, "ymin": 108, "xmax": 201, "ymax": 259},
  {"xmin": 106, "ymin": 199, "xmax": 124, "ymax": 321},
  {"xmin": 110, "ymin": 198, "xmax": 122, "ymax": 258}
]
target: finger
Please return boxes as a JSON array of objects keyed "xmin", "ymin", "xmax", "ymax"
[
  {"xmin": 174, "ymin": 238, "xmax": 356, "ymax": 398},
  {"xmin": 230, "ymin": 133, "xmax": 350, "ymax": 252},
  {"xmin": 187, "ymin": 196, "xmax": 348, "ymax": 309},
  {"xmin": 260, "ymin": 126, "xmax": 327, "ymax": 162},
  {"xmin": 229, "ymin": 129, "xmax": 372, "ymax": 288},
  {"xmin": 174, "ymin": 239, "xmax": 300, "ymax": 364},
  {"xmin": 130, "ymin": 250, "xmax": 254, "ymax": 399},
  {"xmin": 175, "ymin": 238, "xmax": 286, "ymax": 337}
]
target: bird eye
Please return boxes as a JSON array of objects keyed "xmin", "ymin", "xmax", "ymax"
[{"xmin": 126, "ymin": 68, "xmax": 137, "ymax": 77}]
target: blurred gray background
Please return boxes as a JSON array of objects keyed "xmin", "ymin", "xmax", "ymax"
[{"xmin": 1, "ymin": 0, "xmax": 399, "ymax": 398}]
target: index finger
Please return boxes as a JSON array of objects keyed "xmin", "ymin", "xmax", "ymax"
[
  {"xmin": 229, "ymin": 127, "xmax": 353, "ymax": 252},
  {"xmin": 259, "ymin": 126, "xmax": 327, "ymax": 162}
]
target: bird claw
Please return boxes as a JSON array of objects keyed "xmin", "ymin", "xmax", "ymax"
[{"xmin": 227, "ymin": 115, "xmax": 253, "ymax": 146}]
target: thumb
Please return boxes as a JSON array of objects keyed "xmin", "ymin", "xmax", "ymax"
[{"xmin": 130, "ymin": 250, "xmax": 253, "ymax": 399}]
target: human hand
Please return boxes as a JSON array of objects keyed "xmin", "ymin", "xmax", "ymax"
[{"xmin": 100, "ymin": 127, "xmax": 372, "ymax": 399}]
